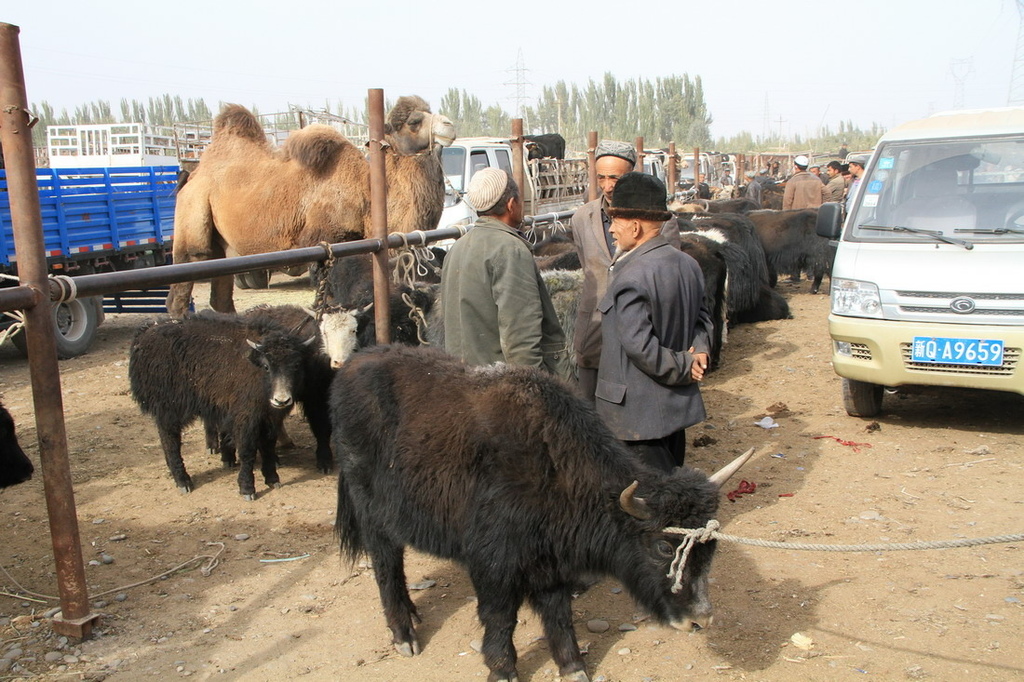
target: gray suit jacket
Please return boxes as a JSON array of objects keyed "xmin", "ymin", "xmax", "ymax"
[
  {"xmin": 595, "ymin": 236, "xmax": 713, "ymax": 441},
  {"xmin": 570, "ymin": 197, "xmax": 681, "ymax": 369}
]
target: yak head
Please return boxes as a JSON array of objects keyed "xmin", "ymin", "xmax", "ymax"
[
  {"xmin": 616, "ymin": 448, "xmax": 754, "ymax": 632},
  {"xmin": 317, "ymin": 306, "xmax": 365, "ymax": 369},
  {"xmin": 246, "ymin": 332, "xmax": 315, "ymax": 409}
]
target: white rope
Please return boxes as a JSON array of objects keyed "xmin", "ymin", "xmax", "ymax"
[
  {"xmin": 663, "ymin": 525, "xmax": 1024, "ymax": 553},
  {"xmin": 49, "ymin": 274, "xmax": 77, "ymax": 303},
  {"xmin": 667, "ymin": 520, "xmax": 719, "ymax": 594}
]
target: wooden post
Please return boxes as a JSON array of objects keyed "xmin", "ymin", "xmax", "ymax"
[
  {"xmin": 635, "ymin": 136, "xmax": 645, "ymax": 174},
  {"xmin": 0, "ymin": 21, "xmax": 97, "ymax": 639},
  {"xmin": 668, "ymin": 141, "xmax": 677, "ymax": 193},
  {"xmin": 587, "ymin": 131, "xmax": 598, "ymax": 202},
  {"xmin": 367, "ymin": 88, "xmax": 391, "ymax": 345}
]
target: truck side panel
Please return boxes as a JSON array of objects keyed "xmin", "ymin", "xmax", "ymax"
[{"xmin": 0, "ymin": 166, "xmax": 177, "ymax": 269}]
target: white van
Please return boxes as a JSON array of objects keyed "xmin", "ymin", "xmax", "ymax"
[{"xmin": 816, "ymin": 107, "xmax": 1024, "ymax": 416}]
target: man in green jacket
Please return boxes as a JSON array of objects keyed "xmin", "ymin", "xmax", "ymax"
[{"xmin": 441, "ymin": 168, "xmax": 571, "ymax": 379}]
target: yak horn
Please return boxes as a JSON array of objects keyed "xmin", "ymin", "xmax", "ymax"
[
  {"xmin": 708, "ymin": 447, "xmax": 756, "ymax": 488},
  {"xmin": 619, "ymin": 480, "xmax": 652, "ymax": 520}
]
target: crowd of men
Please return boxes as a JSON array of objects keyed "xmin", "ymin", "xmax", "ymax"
[
  {"xmin": 441, "ymin": 142, "xmax": 711, "ymax": 472},
  {"xmin": 438, "ymin": 141, "xmax": 865, "ymax": 472},
  {"xmin": 743, "ymin": 148, "xmax": 868, "ymax": 211}
]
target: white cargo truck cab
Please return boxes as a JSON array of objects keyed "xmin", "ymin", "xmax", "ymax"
[
  {"xmin": 816, "ymin": 107, "xmax": 1024, "ymax": 416},
  {"xmin": 437, "ymin": 138, "xmax": 589, "ymax": 234}
]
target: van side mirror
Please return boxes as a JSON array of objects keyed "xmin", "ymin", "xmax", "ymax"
[{"xmin": 817, "ymin": 202, "xmax": 844, "ymax": 238}]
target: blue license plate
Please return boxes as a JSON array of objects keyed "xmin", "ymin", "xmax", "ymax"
[{"xmin": 911, "ymin": 337, "xmax": 1005, "ymax": 366}]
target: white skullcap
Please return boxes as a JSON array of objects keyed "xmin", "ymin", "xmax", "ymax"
[
  {"xmin": 466, "ymin": 168, "xmax": 511, "ymax": 213},
  {"xmin": 794, "ymin": 155, "xmax": 809, "ymax": 167}
]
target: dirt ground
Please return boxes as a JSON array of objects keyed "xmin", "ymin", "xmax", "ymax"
[{"xmin": 0, "ymin": 275, "xmax": 1021, "ymax": 681}]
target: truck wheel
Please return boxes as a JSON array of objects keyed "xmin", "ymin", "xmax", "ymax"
[
  {"xmin": 242, "ymin": 270, "xmax": 270, "ymax": 289},
  {"xmin": 842, "ymin": 378, "xmax": 883, "ymax": 417},
  {"xmin": 234, "ymin": 274, "xmax": 251, "ymax": 290},
  {"xmin": 11, "ymin": 297, "xmax": 100, "ymax": 360}
]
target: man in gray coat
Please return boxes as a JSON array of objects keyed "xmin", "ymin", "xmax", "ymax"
[
  {"xmin": 441, "ymin": 168, "xmax": 571, "ymax": 378},
  {"xmin": 596, "ymin": 173, "xmax": 714, "ymax": 471},
  {"xmin": 570, "ymin": 141, "xmax": 678, "ymax": 401}
]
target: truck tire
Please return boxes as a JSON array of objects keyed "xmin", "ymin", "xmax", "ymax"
[
  {"xmin": 842, "ymin": 378, "xmax": 883, "ymax": 417},
  {"xmin": 234, "ymin": 274, "xmax": 251, "ymax": 290},
  {"xmin": 12, "ymin": 297, "xmax": 101, "ymax": 360},
  {"xmin": 242, "ymin": 270, "xmax": 270, "ymax": 289}
]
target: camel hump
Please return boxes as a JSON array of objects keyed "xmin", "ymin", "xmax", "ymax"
[
  {"xmin": 214, "ymin": 104, "xmax": 267, "ymax": 144},
  {"xmin": 282, "ymin": 125, "xmax": 351, "ymax": 174}
]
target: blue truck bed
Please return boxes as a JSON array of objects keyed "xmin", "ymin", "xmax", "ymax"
[{"xmin": 0, "ymin": 165, "xmax": 177, "ymax": 270}]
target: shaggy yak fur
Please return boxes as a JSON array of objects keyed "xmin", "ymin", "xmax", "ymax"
[
  {"xmin": 0, "ymin": 402, "xmax": 33, "ymax": 489},
  {"xmin": 166, "ymin": 96, "xmax": 456, "ymax": 318},
  {"xmin": 332, "ymin": 345, "xmax": 750, "ymax": 682},
  {"xmin": 129, "ymin": 315, "xmax": 318, "ymax": 499},
  {"xmin": 746, "ymin": 208, "xmax": 835, "ymax": 294},
  {"xmin": 677, "ymin": 232, "xmax": 731, "ymax": 369},
  {"xmin": 319, "ymin": 253, "xmax": 439, "ymax": 349}
]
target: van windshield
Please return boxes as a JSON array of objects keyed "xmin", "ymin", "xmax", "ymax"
[{"xmin": 847, "ymin": 136, "xmax": 1024, "ymax": 243}]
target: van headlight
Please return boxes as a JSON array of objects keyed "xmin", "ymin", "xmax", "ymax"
[{"xmin": 831, "ymin": 278, "xmax": 882, "ymax": 318}]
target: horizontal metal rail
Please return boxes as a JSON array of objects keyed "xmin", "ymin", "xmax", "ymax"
[
  {"xmin": 522, "ymin": 210, "xmax": 576, "ymax": 227},
  {"xmin": 0, "ymin": 226, "xmax": 467, "ymax": 312}
]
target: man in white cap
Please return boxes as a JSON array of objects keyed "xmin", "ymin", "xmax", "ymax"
[
  {"xmin": 570, "ymin": 141, "xmax": 679, "ymax": 402},
  {"xmin": 783, "ymin": 154, "xmax": 827, "ymax": 210},
  {"xmin": 440, "ymin": 168, "xmax": 571, "ymax": 377}
]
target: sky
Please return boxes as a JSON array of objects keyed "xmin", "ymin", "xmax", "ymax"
[{"xmin": 3, "ymin": 0, "xmax": 1021, "ymax": 147}]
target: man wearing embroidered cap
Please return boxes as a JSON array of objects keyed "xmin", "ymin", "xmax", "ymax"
[
  {"xmin": 595, "ymin": 172, "xmax": 714, "ymax": 471},
  {"xmin": 570, "ymin": 141, "xmax": 679, "ymax": 401},
  {"xmin": 440, "ymin": 168, "xmax": 571, "ymax": 378},
  {"xmin": 783, "ymin": 154, "xmax": 828, "ymax": 210}
]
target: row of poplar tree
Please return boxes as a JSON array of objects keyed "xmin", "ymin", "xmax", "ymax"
[{"xmin": 29, "ymin": 73, "xmax": 881, "ymax": 153}]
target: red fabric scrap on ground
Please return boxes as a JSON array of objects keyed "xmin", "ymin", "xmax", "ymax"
[
  {"xmin": 813, "ymin": 435, "xmax": 873, "ymax": 453},
  {"xmin": 726, "ymin": 479, "xmax": 756, "ymax": 502}
]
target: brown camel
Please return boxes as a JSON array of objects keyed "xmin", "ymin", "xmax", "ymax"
[{"xmin": 166, "ymin": 96, "xmax": 456, "ymax": 317}]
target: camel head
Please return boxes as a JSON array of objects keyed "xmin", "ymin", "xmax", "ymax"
[{"xmin": 385, "ymin": 96, "xmax": 456, "ymax": 155}]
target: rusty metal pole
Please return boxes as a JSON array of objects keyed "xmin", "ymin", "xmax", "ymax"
[
  {"xmin": 511, "ymin": 119, "xmax": 526, "ymax": 205},
  {"xmin": 367, "ymin": 88, "xmax": 391, "ymax": 345},
  {"xmin": 0, "ymin": 22, "xmax": 97, "ymax": 639},
  {"xmin": 668, "ymin": 142, "xmax": 677, "ymax": 193},
  {"xmin": 587, "ymin": 131, "xmax": 598, "ymax": 202},
  {"xmin": 693, "ymin": 146, "xmax": 701, "ymax": 189},
  {"xmin": 635, "ymin": 136, "xmax": 645, "ymax": 174}
]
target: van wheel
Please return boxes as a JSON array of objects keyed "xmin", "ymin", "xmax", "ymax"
[
  {"xmin": 842, "ymin": 378, "xmax": 883, "ymax": 417},
  {"xmin": 12, "ymin": 297, "xmax": 100, "ymax": 360}
]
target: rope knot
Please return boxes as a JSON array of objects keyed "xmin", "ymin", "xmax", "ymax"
[{"xmin": 666, "ymin": 520, "xmax": 720, "ymax": 594}]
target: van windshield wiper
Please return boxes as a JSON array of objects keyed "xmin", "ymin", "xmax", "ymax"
[
  {"xmin": 954, "ymin": 227, "xmax": 1024, "ymax": 235},
  {"xmin": 859, "ymin": 224, "xmax": 974, "ymax": 250}
]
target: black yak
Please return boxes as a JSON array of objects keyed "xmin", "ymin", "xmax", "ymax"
[
  {"xmin": 130, "ymin": 315, "xmax": 316, "ymax": 499},
  {"xmin": 331, "ymin": 345, "xmax": 752, "ymax": 682},
  {"xmin": 0, "ymin": 403, "xmax": 33, "ymax": 489}
]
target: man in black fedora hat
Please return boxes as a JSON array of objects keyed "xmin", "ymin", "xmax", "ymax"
[{"xmin": 595, "ymin": 172, "xmax": 714, "ymax": 471}]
